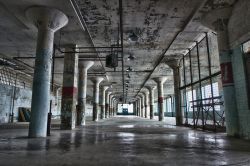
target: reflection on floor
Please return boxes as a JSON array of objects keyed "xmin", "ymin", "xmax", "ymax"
[{"xmin": 0, "ymin": 116, "xmax": 250, "ymax": 166}]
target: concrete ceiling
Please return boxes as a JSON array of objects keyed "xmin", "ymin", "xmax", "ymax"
[{"xmin": 0, "ymin": 0, "xmax": 221, "ymax": 103}]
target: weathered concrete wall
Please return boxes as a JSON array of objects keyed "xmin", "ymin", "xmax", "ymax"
[
  {"xmin": 229, "ymin": 0, "xmax": 250, "ymax": 47},
  {"xmin": 226, "ymin": 0, "xmax": 250, "ymax": 139},
  {"xmin": 231, "ymin": 46, "xmax": 250, "ymax": 139},
  {"xmin": 0, "ymin": 83, "xmax": 60, "ymax": 123},
  {"xmin": 85, "ymin": 103, "xmax": 93, "ymax": 117},
  {"xmin": 0, "ymin": 83, "xmax": 32, "ymax": 123}
]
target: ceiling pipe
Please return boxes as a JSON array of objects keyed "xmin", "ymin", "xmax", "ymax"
[
  {"xmin": 69, "ymin": 0, "xmax": 107, "ymax": 78},
  {"xmin": 135, "ymin": 0, "xmax": 208, "ymax": 97},
  {"xmin": 119, "ymin": 0, "xmax": 125, "ymax": 103}
]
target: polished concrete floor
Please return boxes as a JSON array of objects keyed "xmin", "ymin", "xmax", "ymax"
[{"xmin": 0, "ymin": 116, "xmax": 250, "ymax": 166}]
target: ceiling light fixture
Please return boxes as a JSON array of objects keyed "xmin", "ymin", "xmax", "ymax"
[
  {"xmin": 126, "ymin": 67, "xmax": 133, "ymax": 72},
  {"xmin": 127, "ymin": 54, "xmax": 135, "ymax": 61},
  {"xmin": 128, "ymin": 32, "xmax": 138, "ymax": 42}
]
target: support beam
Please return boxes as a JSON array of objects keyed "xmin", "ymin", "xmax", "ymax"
[
  {"xmin": 77, "ymin": 61, "xmax": 94, "ymax": 126},
  {"xmin": 92, "ymin": 77, "xmax": 104, "ymax": 121},
  {"xmin": 146, "ymin": 86, "xmax": 156, "ymax": 120},
  {"xmin": 101, "ymin": 86, "xmax": 109, "ymax": 119},
  {"xmin": 138, "ymin": 94, "xmax": 145, "ymax": 118},
  {"xmin": 60, "ymin": 45, "xmax": 79, "ymax": 130},
  {"xmin": 26, "ymin": 6, "xmax": 68, "ymax": 137},
  {"xmin": 166, "ymin": 59, "xmax": 183, "ymax": 126},
  {"xmin": 202, "ymin": 7, "xmax": 239, "ymax": 136},
  {"xmin": 109, "ymin": 94, "xmax": 114, "ymax": 117},
  {"xmin": 136, "ymin": 98, "xmax": 141, "ymax": 117},
  {"xmin": 153, "ymin": 77, "xmax": 167, "ymax": 121},
  {"xmin": 142, "ymin": 90, "xmax": 149, "ymax": 119},
  {"xmin": 105, "ymin": 91, "xmax": 111, "ymax": 118}
]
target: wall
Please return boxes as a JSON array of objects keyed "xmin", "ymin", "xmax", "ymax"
[
  {"xmin": 0, "ymin": 83, "xmax": 60, "ymax": 123},
  {"xmin": 227, "ymin": 0, "xmax": 250, "ymax": 139},
  {"xmin": 85, "ymin": 103, "xmax": 93, "ymax": 117},
  {"xmin": 231, "ymin": 46, "xmax": 250, "ymax": 139},
  {"xmin": 0, "ymin": 83, "xmax": 32, "ymax": 123},
  {"xmin": 229, "ymin": 0, "xmax": 250, "ymax": 47},
  {"xmin": 117, "ymin": 104, "xmax": 134, "ymax": 115}
]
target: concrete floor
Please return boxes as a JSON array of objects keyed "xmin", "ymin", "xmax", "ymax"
[{"xmin": 0, "ymin": 116, "xmax": 250, "ymax": 166}]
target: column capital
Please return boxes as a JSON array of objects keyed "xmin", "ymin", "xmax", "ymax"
[
  {"xmin": 26, "ymin": 6, "xmax": 68, "ymax": 32},
  {"xmin": 145, "ymin": 86, "xmax": 156, "ymax": 92},
  {"xmin": 102, "ymin": 85, "xmax": 109, "ymax": 91},
  {"xmin": 142, "ymin": 89, "xmax": 149, "ymax": 95},
  {"xmin": 165, "ymin": 58, "xmax": 180, "ymax": 69},
  {"xmin": 79, "ymin": 61, "xmax": 94, "ymax": 70},
  {"xmin": 91, "ymin": 77, "xmax": 104, "ymax": 85},
  {"xmin": 152, "ymin": 77, "xmax": 167, "ymax": 84},
  {"xmin": 138, "ymin": 93, "xmax": 145, "ymax": 98},
  {"xmin": 201, "ymin": 7, "xmax": 232, "ymax": 32}
]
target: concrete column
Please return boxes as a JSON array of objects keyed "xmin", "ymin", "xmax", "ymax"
[
  {"xmin": 92, "ymin": 77, "xmax": 104, "ymax": 121},
  {"xmin": 146, "ymin": 86, "xmax": 156, "ymax": 120},
  {"xmin": 142, "ymin": 90, "xmax": 149, "ymax": 118},
  {"xmin": 138, "ymin": 98, "xmax": 141, "ymax": 117},
  {"xmin": 202, "ymin": 7, "xmax": 239, "ymax": 136},
  {"xmin": 139, "ymin": 94, "xmax": 145, "ymax": 117},
  {"xmin": 114, "ymin": 100, "xmax": 118, "ymax": 115},
  {"xmin": 110, "ymin": 97, "xmax": 113, "ymax": 117},
  {"xmin": 153, "ymin": 77, "xmax": 167, "ymax": 121},
  {"xmin": 166, "ymin": 59, "xmax": 183, "ymax": 126},
  {"xmin": 135, "ymin": 100, "xmax": 138, "ymax": 116},
  {"xmin": 109, "ymin": 95, "xmax": 114, "ymax": 117},
  {"xmin": 136, "ymin": 98, "xmax": 141, "ymax": 117},
  {"xmin": 105, "ymin": 91, "xmax": 111, "ymax": 118},
  {"xmin": 100, "ymin": 86, "xmax": 109, "ymax": 119},
  {"xmin": 77, "ymin": 61, "xmax": 94, "ymax": 126},
  {"xmin": 26, "ymin": 7, "xmax": 68, "ymax": 137},
  {"xmin": 60, "ymin": 45, "xmax": 79, "ymax": 130},
  {"xmin": 112, "ymin": 98, "xmax": 116, "ymax": 116},
  {"xmin": 112, "ymin": 99, "xmax": 115, "ymax": 116}
]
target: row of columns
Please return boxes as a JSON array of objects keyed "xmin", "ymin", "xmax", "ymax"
[
  {"xmin": 26, "ymin": 5, "xmax": 239, "ymax": 138},
  {"xmin": 134, "ymin": 5, "xmax": 240, "ymax": 138},
  {"xmin": 25, "ymin": 5, "xmax": 191, "ymax": 138},
  {"xmin": 26, "ymin": 6, "xmax": 117, "ymax": 138},
  {"xmin": 135, "ymin": 76, "xmax": 167, "ymax": 122},
  {"xmin": 134, "ymin": 68, "xmax": 182, "ymax": 125}
]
